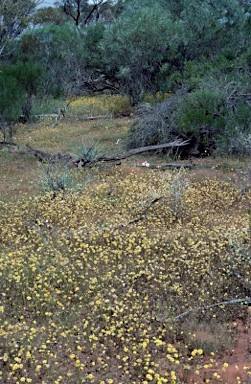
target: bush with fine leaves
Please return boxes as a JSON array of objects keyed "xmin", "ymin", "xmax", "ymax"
[
  {"xmin": 127, "ymin": 78, "xmax": 251, "ymax": 157},
  {"xmin": 127, "ymin": 93, "xmax": 182, "ymax": 150}
]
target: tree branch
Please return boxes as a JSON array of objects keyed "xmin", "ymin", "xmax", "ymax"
[
  {"xmin": 74, "ymin": 140, "xmax": 190, "ymax": 168},
  {"xmin": 25, "ymin": 140, "xmax": 189, "ymax": 167},
  {"xmin": 84, "ymin": 0, "xmax": 106, "ymax": 24},
  {"xmin": 51, "ymin": 195, "xmax": 166, "ymax": 238},
  {"xmin": 174, "ymin": 297, "xmax": 251, "ymax": 321}
]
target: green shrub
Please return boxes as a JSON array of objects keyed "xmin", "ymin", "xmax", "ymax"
[
  {"xmin": 127, "ymin": 79, "xmax": 251, "ymax": 157},
  {"xmin": 37, "ymin": 165, "xmax": 88, "ymax": 197}
]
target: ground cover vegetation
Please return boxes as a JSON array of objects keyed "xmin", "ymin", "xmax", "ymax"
[
  {"xmin": 1, "ymin": 96, "xmax": 251, "ymax": 383},
  {"xmin": 1, "ymin": 0, "xmax": 251, "ymax": 382}
]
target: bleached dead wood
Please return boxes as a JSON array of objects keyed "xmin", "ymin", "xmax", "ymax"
[
  {"xmin": 25, "ymin": 140, "xmax": 189, "ymax": 167},
  {"xmin": 74, "ymin": 140, "xmax": 190, "ymax": 168},
  {"xmin": 136, "ymin": 163, "xmax": 194, "ymax": 169}
]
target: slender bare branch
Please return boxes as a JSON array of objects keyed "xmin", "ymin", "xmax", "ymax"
[
  {"xmin": 25, "ymin": 140, "xmax": 189, "ymax": 167},
  {"xmin": 74, "ymin": 140, "xmax": 190, "ymax": 167},
  {"xmin": 174, "ymin": 297, "xmax": 251, "ymax": 320}
]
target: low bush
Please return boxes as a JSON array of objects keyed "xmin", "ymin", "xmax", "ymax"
[
  {"xmin": 37, "ymin": 164, "xmax": 88, "ymax": 197},
  {"xmin": 127, "ymin": 78, "xmax": 251, "ymax": 157}
]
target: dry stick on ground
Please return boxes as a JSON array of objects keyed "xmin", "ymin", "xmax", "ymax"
[
  {"xmin": 31, "ymin": 195, "xmax": 166, "ymax": 241},
  {"xmin": 25, "ymin": 140, "xmax": 189, "ymax": 167},
  {"xmin": 0, "ymin": 141, "xmax": 20, "ymax": 147},
  {"xmin": 174, "ymin": 297, "xmax": 251, "ymax": 321},
  {"xmin": 26, "ymin": 144, "xmax": 73, "ymax": 164},
  {"xmin": 114, "ymin": 196, "xmax": 165, "ymax": 229},
  {"xmin": 64, "ymin": 196, "xmax": 166, "ymax": 237},
  {"xmin": 29, "ymin": 114, "xmax": 112, "ymax": 121},
  {"xmin": 74, "ymin": 140, "xmax": 190, "ymax": 168},
  {"xmin": 137, "ymin": 163, "xmax": 194, "ymax": 169}
]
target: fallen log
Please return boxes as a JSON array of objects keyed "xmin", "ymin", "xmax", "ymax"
[
  {"xmin": 26, "ymin": 145, "xmax": 73, "ymax": 164},
  {"xmin": 26, "ymin": 113, "xmax": 112, "ymax": 121},
  {"xmin": 78, "ymin": 114, "xmax": 112, "ymax": 121},
  {"xmin": 0, "ymin": 141, "xmax": 19, "ymax": 147},
  {"xmin": 136, "ymin": 163, "xmax": 194, "ymax": 170},
  {"xmin": 25, "ymin": 140, "xmax": 189, "ymax": 167},
  {"xmin": 74, "ymin": 140, "xmax": 190, "ymax": 168}
]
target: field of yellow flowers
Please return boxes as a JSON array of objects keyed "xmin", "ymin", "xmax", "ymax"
[{"xmin": 1, "ymin": 96, "xmax": 251, "ymax": 383}]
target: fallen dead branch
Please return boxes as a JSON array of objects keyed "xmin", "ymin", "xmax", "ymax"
[
  {"xmin": 28, "ymin": 113, "xmax": 112, "ymax": 121},
  {"xmin": 174, "ymin": 297, "xmax": 251, "ymax": 321},
  {"xmin": 137, "ymin": 163, "xmax": 194, "ymax": 170},
  {"xmin": 77, "ymin": 114, "xmax": 112, "ymax": 121},
  {"xmin": 0, "ymin": 141, "xmax": 19, "ymax": 147},
  {"xmin": 25, "ymin": 140, "xmax": 189, "ymax": 168},
  {"xmin": 74, "ymin": 140, "xmax": 190, "ymax": 168},
  {"xmin": 26, "ymin": 144, "xmax": 73, "ymax": 164}
]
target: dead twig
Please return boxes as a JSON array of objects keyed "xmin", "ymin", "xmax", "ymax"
[
  {"xmin": 25, "ymin": 140, "xmax": 189, "ymax": 167},
  {"xmin": 74, "ymin": 140, "xmax": 190, "ymax": 168},
  {"xmin": 174, "ymin": 297, "xmax": 251, "ymax": 320},
  {"xmin": 40, "ymin": 195, "xmax": 166, "ymax": 239}
]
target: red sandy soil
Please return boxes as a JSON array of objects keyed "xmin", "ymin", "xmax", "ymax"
[{"xmin": 187, "ymin": 316, "xmax": 251, "ymax": 383}]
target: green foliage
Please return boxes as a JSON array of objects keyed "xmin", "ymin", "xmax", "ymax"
[
  {"xmin": 38, "ymin": 164, "xmax": 88, "ymax": 196},
  {"xmin": 177, "ymin": 55, "xmax": 235, "ymax": 89},
  {"xmin": 0, "ymin": 69, "xmax": 23, "ymax": 122},
  {"xmin": 128, "ymin": 77, "xmax": 251, "ymax": 157},
  {"xmin": 101, "ymin": 3, "xmax": 177, "ymax": 105},
  {"xmin": 0, "ymin": 61, "xmax": 42, "ymax": 140},
  {"xmin": 32, "ymin": 6, "xmax": 68, "ymax": 26},
  {"xmin": 2, "ymin": 0, "xmax": 250, "ymax": 156},
  {"xmin": 0, "ymin": 61, "xmax": 43, "ymax": 124},
  {"xmin": 19, "ymin": 22, "xmax": 105, "ymax": 97},
  {"xmin": 177, "ymin": 88, "xmax": 225, "ymax": 133},
  {"xmin": 72, "ymin": 140, "xmax": 101, "ymax": 162},
  {"xmin": 178, "ymin": 0, "xmax": 246, "ymax": 60},
  {"xmin": 0, "ymin": 0, "xmax": 38, "ymax": 57}
]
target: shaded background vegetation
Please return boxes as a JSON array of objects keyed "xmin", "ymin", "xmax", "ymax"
[{"xmin": 1, "ymin": 0, "xmax": 251, "ymax": 154}]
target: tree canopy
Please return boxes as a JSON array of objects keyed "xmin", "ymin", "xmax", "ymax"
[
  {"xmin": 1, "ymin": 0, "xmax": 251, "ymax": 156},
  {"xmin": 0, "ymin": 0, "xmax": 40, "ymax": 57}
]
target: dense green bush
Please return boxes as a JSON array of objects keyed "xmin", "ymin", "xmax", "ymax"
[
  {"xmin": 127, "ymin": 78, "xmax": 251, "ymax": 157},
  {"xmin": 0, "ymin": 61, "xmax": 42, "ymax": 121}
]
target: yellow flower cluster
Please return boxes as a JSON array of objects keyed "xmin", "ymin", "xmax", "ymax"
[
  {"xmin": 68, "ymin": 94, "xmax": 132, "ymax": 116},
  {"xmin": 0, "ymin": 166, "xmax": 251, "ymax": 383}
]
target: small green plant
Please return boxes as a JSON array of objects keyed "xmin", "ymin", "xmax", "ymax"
[
  {"xmin": 144, "ymin": 168, "xmax": 190, "ymax": 221},
  {"xmin": 38, "ymin": 164, "xmax": 88, "ymax": 196},
  {"xmin": 73, "ymin": 140, "xmax": 101, "ymax": 162}
]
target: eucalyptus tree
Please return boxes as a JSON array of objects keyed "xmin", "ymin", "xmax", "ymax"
[
  {"xmin": 161, "ymin": 0, "xmax": 248, "ymax": 60},
  {"xmin": 58, "ymin": 0, "xmax": 116, "ymax": 26},
  {"xmin": 32, "ymin": 6, "xmax": 68, "ymax": 26},
  {"xmin": 101, "ymin": 2, "xmax": 179, "ymax": 105},
  {"xmin": 18, "ymin": 21, "xmax": 105, "ymax": 96},
  {"xmin": 0, "ymin": 0, "xmax": 41, "ymax": 57}
]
